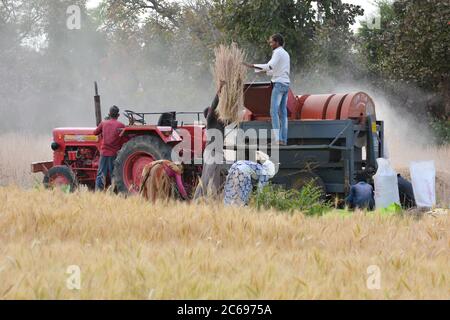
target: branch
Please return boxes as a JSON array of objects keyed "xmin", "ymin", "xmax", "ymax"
[
  {"xmin": 123, "ymin": 0, "xmax": 181, "ymax": 28},
  {"xmin": 1, "ymin": 0, "xmax": 16, "ymax": 22}
]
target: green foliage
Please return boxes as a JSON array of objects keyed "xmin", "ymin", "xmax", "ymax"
[
  {"xmin": 212, "ymin": 0, "xmax": 364, "ymax": 74},
  {"xmin": 430, "ymin": 119, "xmax": 450, "ymax": 145},
  {"xmin": 358, "ymin": 0, "xmax": 450, "ymax": 87},
  {"xmin": 357, "ymin": 0, "xmax": 450, "ymax": 120},
  {"xmin": 1, "ymin": 0, "xmax": 449, "ymax": 135},
  {"xmin": 212, "ymin": 0, "xmax": 313, "ymax": 70},
  {"xmin": 357, "ymin": 0, "xmax": 395, "ymax": 75},
  {"xmin": 385, "ymin": 1, "xmax": 449, "ymax": 90},
  {"xmin": 306, "ymin": 1, "xmax": 364, "ymax": 79},
  {"xmin": 251, "ymin": 182, "xmax": 332, "ymax": 216}
]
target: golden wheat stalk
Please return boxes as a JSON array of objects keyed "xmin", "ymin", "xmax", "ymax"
[
  {"xmin": 0, "ymin": 186, "xmax": 449, "ymax": 299},
  {"xmin": 213, "ymin": 43, "xmax": 247, "ymax": 123}
]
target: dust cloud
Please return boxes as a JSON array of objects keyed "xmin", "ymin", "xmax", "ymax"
[
  {"xmin": 0, "ymin": 2, "xmax": 215, "ymax": 134},
  {"xmin": 290, "ymin": 76, "xmax": 449, "ymax": 173},
  {"xmin": 1, "ymin": 2, "xmax": 447, "ymax": 173}
]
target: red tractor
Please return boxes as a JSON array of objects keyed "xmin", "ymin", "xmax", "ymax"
[{"xmin": 32, "ymin": 83, "xmax": 205, "ymax": 194}]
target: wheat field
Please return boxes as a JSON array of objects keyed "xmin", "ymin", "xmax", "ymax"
[
  {"xmin": 0, "ymin": 186, "xmax": 448, "ymax": 299},
  {"xmin": 0, "ymin": 133, "xmax": 51, "ymax": 188},
  {"xmin": 0, "ymin": 133, "xmax": 449, "ymax": 299}
]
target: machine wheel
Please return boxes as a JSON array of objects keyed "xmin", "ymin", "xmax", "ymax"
[
  {"xmin": 113, "ymin": 135, "xmax": 173, "ymax": 194},
  {"xmin": 43, "ymin": 166, "xmax": 78, "ymax": 192},
  {"xmin": 290, "ymin": 172, "xmax": 327, "ymax": 196}
]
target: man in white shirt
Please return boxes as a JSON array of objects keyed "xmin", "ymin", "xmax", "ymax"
[{"xmin": 244, "ymin": 34, "xmax": 291, "ymax": 145}]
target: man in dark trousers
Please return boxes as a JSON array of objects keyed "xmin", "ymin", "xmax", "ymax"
[{"xmin": 94, "ymin": 106, "xmax": 125, "ymax": 190}]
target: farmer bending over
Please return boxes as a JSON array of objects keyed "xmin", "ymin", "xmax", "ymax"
[
  {"xmin": 140, "ymin": 160, "xmax": 188, "ymax": 203},
  {"xmin": 244, "ymin": 34, "xmax": 291, "ymax": 145},
  {"xmin": 94, "ymin": 106, "xmax": 125, "ymax": 190},
  {"xmin": 224, "ymin": 151, "xmax": 276, "ymax": 206},
  {"xmin": 345, "ymin": 181, "xmax": 375, "ymax": 210}
]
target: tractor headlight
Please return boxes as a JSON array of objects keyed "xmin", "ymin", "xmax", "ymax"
[{"xmin": 51, "ymin": 142, "xmax": 60, "ymax": 151}]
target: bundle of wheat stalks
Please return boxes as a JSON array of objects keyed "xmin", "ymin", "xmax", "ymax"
[{"xmin": 213, "ymin": 43, "xmax": 247, "ymax": 123}]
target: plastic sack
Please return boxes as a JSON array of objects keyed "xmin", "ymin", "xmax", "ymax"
[
  {"xmin": 409, "ymin": 161, "xmax": 436, "ymax": 208},
  {"xmin": 374, "ymin": 158, "xmax": 400, "ymax": 209}
]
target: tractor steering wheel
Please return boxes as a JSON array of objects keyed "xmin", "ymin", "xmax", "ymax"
[{"xmin": 123, "ymin": 110, "xmax": 135, "ymax": 125}]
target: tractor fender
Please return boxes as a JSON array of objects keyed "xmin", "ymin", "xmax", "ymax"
[
  {"xmin": 120, "ymin": 126, "xmax": 182, "ymax": 144},
  {"xmin": 31, "ymin": 161, "xmax": 54, "ymax": 174}
]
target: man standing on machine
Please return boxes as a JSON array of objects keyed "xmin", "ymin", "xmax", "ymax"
[{"xmin": 244, "ymin": 33, "xmax": 291, "ymax": 145}]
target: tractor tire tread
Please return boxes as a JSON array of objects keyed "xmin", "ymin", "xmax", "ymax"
[
  {"xmin": 113, "ymin": 135, "xmax": 173, "ymax": 194},
  {"xmin": 43, "ymin": 165, "xmax": 78, "ymax": 192}
]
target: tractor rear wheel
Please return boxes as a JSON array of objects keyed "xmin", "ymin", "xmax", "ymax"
[
  {"xmin": 43, "ymin": 165, "xmax": 78, "ymax": 192},
  {"xmin": 113, "ymin": 135, "xmax": 173, "ymax": 194}
]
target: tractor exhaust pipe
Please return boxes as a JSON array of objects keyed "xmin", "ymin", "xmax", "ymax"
[{"xmin": 94, "ymin": 81, "xmax": 102, "ymax": 126}]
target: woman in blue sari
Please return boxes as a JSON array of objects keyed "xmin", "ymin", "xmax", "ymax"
[{"xmin": 224, "ymin": 151, "xmax": 275, "ymax": 206}]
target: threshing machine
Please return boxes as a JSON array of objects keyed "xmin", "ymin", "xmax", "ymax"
[{"xmin": 31, "ymin": 82, "xmax": 384, "ymax": 198}]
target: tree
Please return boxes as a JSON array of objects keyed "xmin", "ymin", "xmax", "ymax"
[
  {"xmin": 211, "ymin": 0, "xmax": 363, "ymax": 76},
  {"xmin": 307, "ymin": 1, "xmax": 364, "ymax": 81},
  {"xmin": 96, "ymin": 0, "xmax": 221, "ymax": 108},
  {"xmin": 358, "ymin": 0, "xmax": 450, "ymax": 119}
]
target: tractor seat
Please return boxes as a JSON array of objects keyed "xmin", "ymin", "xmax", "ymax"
[{"xmin": 158, "ymin": 112, "xmax": 177, "ymax": 128}]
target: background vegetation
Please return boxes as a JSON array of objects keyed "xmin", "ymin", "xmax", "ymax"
[
  {"xmin": 0, "ymin": 0, "xmax": 449, "ymax": 141},
  {"xmin": 252, "ymin": 182, "xmax": 332, "ymax": 216}
]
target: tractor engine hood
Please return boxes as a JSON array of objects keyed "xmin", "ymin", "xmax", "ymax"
[{"xmin": 53, "ymin": 127, "xmax": 99, "ymax": 143}]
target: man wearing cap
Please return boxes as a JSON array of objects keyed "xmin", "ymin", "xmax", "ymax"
[{"xmin": 94, "ymin": 106, "xmax": 126, "ymax": 190}]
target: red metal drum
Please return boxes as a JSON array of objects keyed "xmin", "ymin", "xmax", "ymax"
[
  {"xmin": 286, "ymin": 89, "xmax": 297, "ymax": 118},
  {"xmin": 294, "ymin": 94, "xmax": 310, "ymax": 119},
  {"xmin": 340, "ymin": 92, "xmax": 376, "ymax": 123},
  {"xmin": 300, "ymin": 94, "xmax": 335, "ymax": 120},
  {"xmin": 243, "ymin": 83, "xmax": 303, "ymax": 120},
  {"xmin": 325, "ymin": 94, "xmax": 348, "ymax": 120},
  {"xmin": 293, "ymin": 92, "xmax": 376, "ymax": 123},
  {"xmin": 243, "ymin": 85, "xmax": 376, "ymax": 124}
]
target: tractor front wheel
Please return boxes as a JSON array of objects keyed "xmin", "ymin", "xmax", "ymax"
[
  {"xmin": 113, "ymin": 135, "xmax": 173, "ymax": 194},
  {"xmin": 43, "ymin": 165, "xmax": 78, "ymax": 192}
]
